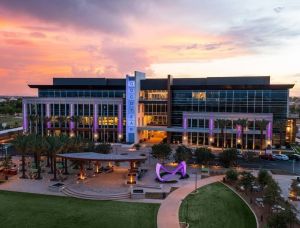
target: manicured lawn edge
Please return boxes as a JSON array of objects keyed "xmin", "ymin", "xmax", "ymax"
[{"xmin": 220, "ymin": 182, "xmax": 259, "ymax": 228}]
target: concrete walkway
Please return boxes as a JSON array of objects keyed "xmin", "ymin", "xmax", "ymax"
[{"xmin": 157, "ymin": 175, "xmax": 223, "ymax": 228}]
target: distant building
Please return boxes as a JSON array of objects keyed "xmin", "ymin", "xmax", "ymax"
[{"xmin": 23, "ymin": 72, "xmax": 295, "ymax": 149}]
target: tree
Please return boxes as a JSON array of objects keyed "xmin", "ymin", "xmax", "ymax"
[
  {"xmin": 234, "ymin": 118, "xmax": 248, "ymax": 148},
  {"xmin": 28, "ymin": 134, "xmax": 47, "ymax": 179},
  {"xmin": 194, "ymin": 147, "xmax": 214, "ymax": 165},
  {"xmin": 219, "ymin": 148, "xmax": 238, "ymax": 167},
  {"xmin": 274, "ymin": 120, "xmax": 286, "ymax": 148},
  {"xmin": 264, "ymin": 178, "xmax": 281, "ymax": 206},
  {"xmin": 12, "ymin": 135, "xmax": 29, "ymax": 178},
  {"xmin": 95, "ymin": 143, "xmax": 112, "ymax": 154},
  {"xmin": 256, "ymin": 119, "xmax": 269, "ymax": 151},
  {"xmin": 45, "ymin": 136, "xmax": 64, "ymax": 181},
  {"xmin": 151, "ymin": 143, "xmax": 172, "ymax": 163},
  {"xmin": 239, "ymin": 171, "xmax": 255, "ymax": 193},
  {"xmin": 267, "ymin": 206, "xmax": 296, "ymax": 228},
  {"xmin": 257, "ymin": 169, "xmax": 271, "ymax": 188},
  {"xmin": 225, "ymin": 169, "xmax": 238, "ymax": 182},
  {"xmin": 174, "ymin": 145, "xmax": 192, "ymax": 163}
]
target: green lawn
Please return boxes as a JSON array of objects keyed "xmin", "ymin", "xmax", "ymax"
[
  {"xmin": 0, "ymin": 190, "xmax": 159, "ymax": 228},
  {"xmin": 179, "ymin": 182, "xmax": 256, "ymax": 228}
]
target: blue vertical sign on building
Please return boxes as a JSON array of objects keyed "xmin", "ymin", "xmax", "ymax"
[{"xmin": 126, "ymin": 76, "xmax": 136, "ymax": 143}]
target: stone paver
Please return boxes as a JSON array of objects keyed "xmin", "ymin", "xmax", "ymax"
[
  {"xmin": 157, "ymin": 175, "xmax": 223, "ymax": 228},
  {"xmin": 272, "ymin": 174, "xmax": 300, "ymax": 220}
]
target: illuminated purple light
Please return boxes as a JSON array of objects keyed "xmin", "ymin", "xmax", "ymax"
[
  {"xmin": 183, "ymin": 115, "xmax": 187, "ymax": 130},
  {"xmin": 118, "ymin": 103, "xmax": 123, "ymax": 135},
  {"xmin": 267, "ymin": 122, "xmax": 272, "ymax": 140},
  {"xmin": 209, "ymin": 117, "xmax": 214, "ymax": 136},
  {"xmin": 70, "ymin": 103, "xmax": 75, "ymax": 131},
  {"xmin": 156, "ymin": 161, "xmax": 187, "ymax": 182},
  {"xmin": 93, "ymin": 104, "xmax": 98, "ymax": 133},
  {"xmin": 46, "ymin": 103, "xmax": 51, "ymax": 129},
  {"xmin": 236, "ymin": 125, "xmax": 242, "ymax": 139}
]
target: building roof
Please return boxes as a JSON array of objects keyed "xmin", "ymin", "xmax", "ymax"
[
  {"xmin": 57, "ymin": 152, "xmax": 147, "ymax": 162},
  {"xmin": 28, "ymin": 76, "xmax": 294, "ymax": 90}
]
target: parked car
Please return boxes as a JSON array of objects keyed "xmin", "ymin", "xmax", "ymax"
[
  {"xmin": 259, "ymin": 154, "xmax": 275, "ymax": 161},
  {"xmin": 273, "ymin": 154, "xmax": 289, "ymax": 161},
  {"xmin": 288, "ymin": 154, "xmax": 300, "ymax": 161}
]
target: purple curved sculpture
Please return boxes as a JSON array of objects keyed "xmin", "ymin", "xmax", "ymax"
[{"xmin": 156, "ymin": 161, "xmax": 187, "ymax": 182}]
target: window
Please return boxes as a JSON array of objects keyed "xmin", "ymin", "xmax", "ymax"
[{"xmin": 192, "ymin": 92, "xmax": 206, "ymax": 101}]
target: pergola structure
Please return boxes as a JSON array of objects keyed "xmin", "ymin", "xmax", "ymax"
[{"xmin": 56, "ymin": 152, "xmax": 147, "ymax": 183}]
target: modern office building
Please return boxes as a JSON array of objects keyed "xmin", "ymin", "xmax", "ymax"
[{"xmin": 23, "ymin": 71, "xmax": 295, "ymax": 149}]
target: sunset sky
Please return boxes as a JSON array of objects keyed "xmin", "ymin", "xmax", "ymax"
[{"xmin": 0, "ymin": 0, "xmax": 300, "ymax": 96}]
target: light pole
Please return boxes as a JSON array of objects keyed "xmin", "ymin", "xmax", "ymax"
[
  {"xmin": 193, "ymin": 161, "xmax": 198, "ymax": 193},
  {"xmin": 292, "ymin": 159, "xmax": 295, "ymax": 174}
]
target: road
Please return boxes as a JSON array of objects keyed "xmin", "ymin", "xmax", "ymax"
[{"xmin": 238, "ymin": 158, "xmax": 300, "ymax": 175}]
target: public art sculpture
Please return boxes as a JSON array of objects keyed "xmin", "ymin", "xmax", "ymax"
[{"xmin": 156, "ymin": 161, "xmax": 188, "ymax": 182}]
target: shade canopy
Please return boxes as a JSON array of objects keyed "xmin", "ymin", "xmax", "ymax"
[{"xmin": 57, "ymin": 152, "xmax": 147, "ymax": 162}]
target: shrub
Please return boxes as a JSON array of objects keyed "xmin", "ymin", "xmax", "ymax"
[
  {"xmin": 257, "ymin": 169, "xmax": 271, "ymax": 188},
  {"xmin": 194, "ymin": 147, "xmax": 214, "ymax": 165},
  {"xmin": 174, "ymin": 145, "xmax": 192, "ymax": 162},
  {"xmin": 151, "ymin": 143, "xmax": 172, "ymax": 163},
  {"xmin": 225, "ymin": 169, "xmax": 238, "ymax": 182},
  {"xmin": 238, "ymin": 171, "xmax": 255, "ymax": 192},
  {"xmin": 219, "ymin": 148, "xmax": 238, "ymax": 167},
  {"xmin": 95, "ymin": 143, "xmax": 112, "ymax": 154}
]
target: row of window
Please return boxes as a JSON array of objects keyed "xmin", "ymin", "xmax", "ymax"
[{"xmin": 39, "ymin": 89, "xmax": 125, "ymax": 98}]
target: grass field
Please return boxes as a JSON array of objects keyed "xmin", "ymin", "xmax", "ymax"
[
  {"xmin": 179, "ymin": 182, "xmax": 256, "ymax": 228},
  {"xmin": 0, "ymin": 190, "xmax": 159, "ymax": 228},
  {"xmin": 0, "ymin": 115, "xmax": 22, "ymax": 129}
]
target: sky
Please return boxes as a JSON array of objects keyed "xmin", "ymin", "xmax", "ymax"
[{"xmin": 0, "ymin": 0, "xmax": 300, "ymax": 96}]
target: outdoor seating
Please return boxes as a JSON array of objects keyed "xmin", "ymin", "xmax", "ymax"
[{"xmin": 255, "ymin": 197, "xmax": 264, "ymax": 208}]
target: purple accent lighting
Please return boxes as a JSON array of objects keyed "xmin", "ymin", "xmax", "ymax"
[
  {"xmin": 236, "ymin": 125, "xmax": 242, "ymax": 139},
  {"xmin": 118, "ymin": 103, "xmax": 123, "ymax": 135},
  {"xmin": 156, "ymin": 161, "xmax": 187, "ymax": 182},
  {"xmin": 183, "ymin": 115, "xmax": 187, "ymax": 130},
  {"xmin": 23, "ymin": 102, "xmax": 28, "ymax": 132},
  {"xmin": 70, "ymin": 103, "xmax": 75, "ymax": 131},
  {"xmin": 46, "ymin": 103, "xmax": 51, "ymax": 129},
  {"xmin": 209, "ymin": 117, "xmax": 214, "ymax": 136},
  {"xmin": 93, "ymin": 104, "xmax": 98, "ymax": 133},
  {"xmin": 267, "ymin": 122, "xmax": 272, "ymax": 140}
]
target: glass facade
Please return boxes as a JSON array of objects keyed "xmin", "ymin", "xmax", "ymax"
[
  {"xmin": 172, "ymin": 89, "xmax": 288, "ymax": 127},
  {"xmin": 38, "ymin": 89, "xmax": 125, "ymax": 98},
  {"xmin": 24, "ymin": 75, "xmax": 293, "ymax": 146}
]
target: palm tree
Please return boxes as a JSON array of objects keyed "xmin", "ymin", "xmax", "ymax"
[
  {"xmin": 256, "ymin": 119, "xmax": 269, "ymax": 151},
  {"xmin": 234, "ymin": 118, "xmax": 248, "ymax": 148},
  {"xmin": 58, "ymin": 116, "xmax": 67, "ymax": 129},
  {"xmin": 12, "ymin": 135, "xmax": 29, "ymax": 179},
  {"xmin": 69, "ymin": 116, "xmax": 81, "ymax": 135},
  {"xmin": 28, "ymin": 134, "xmax": 46, "ymax": 179},
  {"xmin": 28, "ymin": 115, "xmax": 35, "ymax": 133},
  {"xmin": 59, "ymin": 134, "xmax": 73, "ymax": 175},
  {"xmin": 45, "ymin": 135, "xmax": 63, "ymax": 181},
  {"xmin": 216, "ymin": 119, "xmax": 228, "ymax": 150},
  {"xmin": 274, "ymin": 120, "xmax": 286, "ymax": 149}
]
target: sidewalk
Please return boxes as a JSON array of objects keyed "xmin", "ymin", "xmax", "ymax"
[{"xmin": 157, "ymin": 175, "xmax": 223, "ymax": 228}]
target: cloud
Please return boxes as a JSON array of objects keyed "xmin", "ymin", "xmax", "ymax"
[
  {"xmin": 274, "ymin": 7, "xmax": 284, "ymax": 13},
  {"xmin": 4, "ymin": 38, "xmax": 34, "ymax": 46},
  {"xmin": 226, "ymin": 17, "xmax": 300, "ymax": 49},
  {"xmin": 29, "ymin": 32, "xmax": 46, "ymax": 38},
  {"xmin": 0, "ymin": 0, "xmax": 154, "ymax": 34}
]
